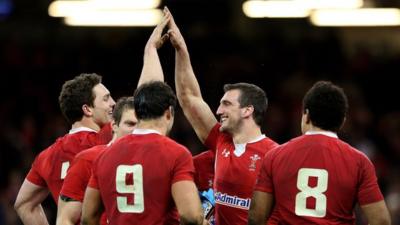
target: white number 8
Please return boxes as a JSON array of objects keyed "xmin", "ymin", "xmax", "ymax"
[
  {"xmin": 116, "ymin": 164, "xmax": 144, "ymax": 213},
  {"xmin": 295, "ymin": 168, "xmax": 328, "ymax": 217}
]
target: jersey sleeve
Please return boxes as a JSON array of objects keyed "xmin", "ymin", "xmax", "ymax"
[
  {"xmin": 204, "ymin": 123, "xmax": 221, "ymax": 154},
  {"xmin": 88, "ymin": 172, "xmax": 99, "ymax": 189},
  {"xmin": 60, "ymin": 157, "xmax": 93, "ymax": 202},
  {"xmin": 357, "ymin": 154, "xmax": 384, "ymax": 205},
  {"xmin": 26, "ymin": 153, "xmax": 47, "ymax": 187},
  {"xmin": 254, "ymin": 150, "xmax": 275, "ymax": 193},
  {"xmin": 171, "ymin": 148, "xmax": 196, "ymax": 184}
]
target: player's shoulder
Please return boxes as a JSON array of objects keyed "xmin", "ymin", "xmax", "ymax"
[
  {"xmin": 161, "ymin": 136, "xmax": 189, "ymax": 151},
  {"xmin": 75, "ymin": 144, "xmax": 107, "ymax": 161},
  {"xmin": 336, "ymin": 139, "xmax": 372, "ymax": 162},
  {"xmin": 260, "ymin": 136, "xmax": 279, "ymax": 148},
  {"xmin": 193, "ymin": 150, "xmax": 214, "ymax": 160},
  {"xmin": 34, "ymin": 136, "xmax": 66, "ymax": 160},
  {"xmin": 249, "ymin": 136, "xmax": 279, "ymax": 155}
]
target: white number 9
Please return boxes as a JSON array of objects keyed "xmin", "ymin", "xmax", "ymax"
[{"xmin": 116, "ymin": 164, "xmax": 144, "ymax": 213}]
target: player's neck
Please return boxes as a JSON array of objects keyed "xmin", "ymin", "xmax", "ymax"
[
  {"xmin": 232, "ymin": 123, "xmax": 262, "ymax": 144},
  {"xmin": 304, "ymin": 125, "xmax": 327, "ymax": 133},
  {"xmin": 135, "ymin": 119, "xmax": 168, "ymax": 136},
  {"xmin": 72, "ymin": 118, "xmax": 101, "ymax": 132}
]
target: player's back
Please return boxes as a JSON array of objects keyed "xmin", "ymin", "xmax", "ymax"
[
  {"xmin": 268, "ymin": 133, "xmax": 381, "ymax": 224},
  {"xmin": 93, "ymin": 132, "xmax": 194, "ymax": 225},
  {"xmin": 27, "ymin": 126, "xmax": 112, "ymax": 202}
]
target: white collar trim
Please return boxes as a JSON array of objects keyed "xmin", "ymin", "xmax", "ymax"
[
  {"xmin": 69, "ymin": 127, "xmax": 97, "ymax": 134},
  {"xmin": 132, "ymin": 128, "xmax": 161, "ymax": 135},
  {"xmin": 248, "ymin": 134, "xmax": 266, "ymax": 143},
  {"xmin": 305, "ymin": 131, "xmax": 338, "ymax": 138},
  {"xmin": 233, "ymin": 134, "xmax": 266, "ymax": 157}
]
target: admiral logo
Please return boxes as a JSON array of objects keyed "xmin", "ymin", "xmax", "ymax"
[{"xmin": 215, "ymin": 192, "xmax": 251, "ymax": 210}]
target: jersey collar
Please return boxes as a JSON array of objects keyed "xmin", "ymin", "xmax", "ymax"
[
  {"xmin": 132, "ymin": 128, "xmax": 161, "ymax": 135},
  {"xmin": 68, "ymin": 127, "xmax": 97, "ymax": 134},
  {"xmin": 305, "ymin": 130, "xmax": 338, "ymax": 138},
  {"xmin": 233, "ymin": 134, "xmax": 266, "ymax": 157}
]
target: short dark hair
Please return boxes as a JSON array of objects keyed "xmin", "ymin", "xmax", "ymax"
[
  {"xmin": 223, "ymin": 83, "xmax": 268, "ymax": 127},
  {"xmin": 133, "ymin": 81, "xmax": 177, "ymax": 120},
  {"xmin": 113, "ymin": 97, "xmax": 135, "ymax": 125},
  {"xmin": 303, "ymin": 81, "xmax": 348, "ymax": 132},
  {"xmin": 59, "ymin": 73, "xmax": 102, "ymax": 124}
]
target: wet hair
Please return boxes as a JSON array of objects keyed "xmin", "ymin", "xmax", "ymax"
[
  {"xmin": 303, "ymin": 81, "xmax": 348, "ymax": 132},
  {"xmin": 223, "ymin": 82, "xmax": 268, "ymax": 127},
  {"xmin": 113, "ymin": 96, "xmax": 135, "ymax": 125},
  {"xmin": 59, "ymin": 73, "xmax": 102, "ymax": 124},
  {"xmin": 133, "ymin": 81, "xmax": 177, "ymax": 120}
]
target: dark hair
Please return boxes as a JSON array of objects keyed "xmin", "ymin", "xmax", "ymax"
[
  {"xmin": 303, "ymin": 81, "xmax": 348, "ymax": 132},
  {"xmin": 58, "ymin": 73, "xmax": 102, "ymax": 124},
  {"xmin": 133, "ymin": 81, "xmax": 177, "ymax": 120},
  {"xmin": 113, "ymin": 96, "xmax": 135, "ymax": 125},
  {"xmin": 223, "ymin": 83, "xmax": 268, "ymax": 127}
]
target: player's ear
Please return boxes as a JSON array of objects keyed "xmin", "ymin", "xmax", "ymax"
[
  {"xmin": 242, "ymin": 105, "xmax": 254, "ymax": 118},
  {"xmin": 340, "ymin": 116, "xmax": 346, "ymax": 129},
  {"xmin": 111, "ymin": 119, "xmax": 118, "ymax": 131},
  {"xmin": 304, "ymin": 109, "xmax": 311, "ymax": 124},
  {"xmin": 82, "ymin": 104, "xmax": 93, "ymax": 117}
]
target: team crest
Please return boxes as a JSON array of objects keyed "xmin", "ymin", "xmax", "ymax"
[{"xmin": 249, "ymin": 154, "xmax": 261, "ymax": 171}]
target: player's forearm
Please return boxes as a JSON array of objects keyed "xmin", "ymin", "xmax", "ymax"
[
  {"xmin": 16, "ymin": 204, "xmax": 49, "ymax": 225},
  {"xmin": 56, "ymin": 217, "xmax": 76, "ymax": 225},
  {"xmin": 247, "ymin": 215, "xmax": 265, "ymax": 225},
  {"xmin": 175, "ymin": 49, "xmax": 202, "ymax": 103},
  {"xmin": 81, "ymin": 216, "xmax": 100, "ymax": 225},
  {"xmin": 180, "ymin": 215, "xmax": 204, "ymax": 225},
  {"xmin": 137, "ymin": 47, "xmax": 164, "ymax": 87}
]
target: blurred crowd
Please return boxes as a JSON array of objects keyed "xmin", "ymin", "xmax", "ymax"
[{"xmin": 1, "ymin": 18, "xmax": 400, "ymax": 224}]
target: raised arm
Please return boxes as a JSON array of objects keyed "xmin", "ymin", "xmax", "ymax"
[
  {"xmin": 14, "ymin": 179, "xmax": 50, "ymax": 225},
  {"xmin": 137, "ymin": 8, "xmax": 171, "ymax": 87},
  {"xmin": 167, "ymin": 8, "xmax": 217, "ymax": 143}
]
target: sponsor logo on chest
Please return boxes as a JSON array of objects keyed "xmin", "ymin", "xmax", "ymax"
[{"xmin": 215, "ymin": 192, "xmax": 251, "ymax": 210}]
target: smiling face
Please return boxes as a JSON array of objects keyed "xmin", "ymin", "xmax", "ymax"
[
  {"xmin": 216, "ymin": 89, "xmax": 244, "ymax": 134},
  {"xmin": 90, "ymin": 83, "xmax": 115, "ymax": 128}
]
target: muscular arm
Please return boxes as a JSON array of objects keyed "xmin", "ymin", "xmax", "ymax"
[
  {"xmin": 56, "ymin": 197, "xmax": 82, "ymax": 225},
  {"xmin": 137, "ymin": 9, "xmax": 170, "ymax": 87},
  {"xmin": 248, "ymin": 191, "xmax": 274, "ymax": 225},
  {"xmin": 81, "ymin": 187, "xmax": 104, "ymax": 225},
  {"xmin": 172, "ymin": 180, "xmax": 204, "ymax": 225},
  {"xmin": 167, "ymin": 8, "xmax": 217, "ymax": 143},
  {"xmin": 14, "ymin": 179, "xmax": 50, "ymax": 225},
  {"xmin": 361, "ymin": 200, "xmax": 391, "ymax": 225}
]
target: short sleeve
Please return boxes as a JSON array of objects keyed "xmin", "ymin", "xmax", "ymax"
[
  {"xmin": 171, "ymin": 148, "xmax": 195, "ymax": 184},
  {"xmin": 88, "ymin": 173, "xmax": 99, "ymax": 189},
  {"xmin": 204, "ymin": 123, "xmax": 221, "ymax": 154},
  {"xmin": 26, "ymin": 154, "xmax": 47, "ymax": 187},
  {"xmin": 254, "ymin": 150, "xmax": 275, "ymax": 193},
  {"xmin": 357, "ymin": 154, "xmax": 384, "ymax": 205},
  {"xmin": 60, "ymin": 157, "xmax": 93, "ymax": 202}
]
